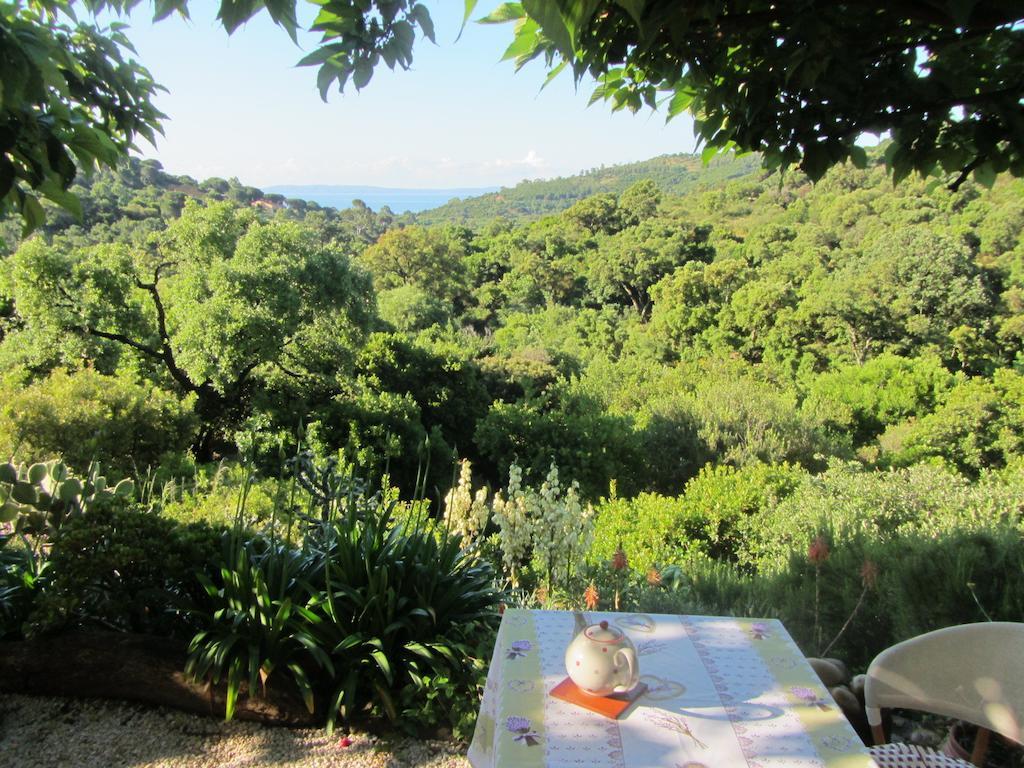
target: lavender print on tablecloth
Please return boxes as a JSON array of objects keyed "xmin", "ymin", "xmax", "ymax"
[
  {"xmin": 507, "ymin": 639, "xmax": 532, "ymax": 659},
  {"xmin": 506, "ymin": 716, "xmax": 541, "ymax": 746},
  {"xmin": 791, "ymin": 685, "xmax": 831, "ymax": 711}
]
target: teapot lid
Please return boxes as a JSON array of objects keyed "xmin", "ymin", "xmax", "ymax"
[{"xmin": 583, "ymin": 620, "xmax": 624, "ymax": 644}]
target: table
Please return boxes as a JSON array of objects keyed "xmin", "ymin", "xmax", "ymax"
[{"xmin": 468, "ymin": 610, "xmax": 878, "ymax": 768}]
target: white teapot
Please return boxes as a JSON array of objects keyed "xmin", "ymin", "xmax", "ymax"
[{"xmin": 564, "ymin": 620, "xmax": 639, "ymax": 696}]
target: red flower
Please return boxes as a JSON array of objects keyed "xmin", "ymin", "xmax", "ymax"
[
  {"xmin": 339, "ymin": 737, "xmax": 353, "ymax": 748},
  {"xmin": 860, "ymin": 560, "xmax": 879, "ymax": 589},
  {"xmin": 583, "ymin": 582, "xmax": 599, "ymax": 610},
  {"xmin": 807, "ymin": 536, "xmax": 830, "ymax": 566},
  {"xmin": 611, "ymin": 546, "xmax": 629, "ymax": 571}
]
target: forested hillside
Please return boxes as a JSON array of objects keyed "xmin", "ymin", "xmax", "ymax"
[
  {"xmin": 0, "ymin": 158, "xmax": 396, "ymax": 256},
  {"xmin": 412, "ymin": 153, "xmax": 761, "ymax": 226},
  {"xmin": 2, "ymin": 154, "xmax": 1022, "ymax": 498}
]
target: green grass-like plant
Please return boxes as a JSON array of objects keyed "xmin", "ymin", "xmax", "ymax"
[{"xmin": 185, "ymin": 463, "xmax": 502, "ymax": 732}]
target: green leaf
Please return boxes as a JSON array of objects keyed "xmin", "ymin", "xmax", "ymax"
[
  {"xmin": 667, "ymin": 88, "xmax": 693, "ymax": 120},
  {"xmin": 371, "ymin": 649, "xmax": 392, "ymax": 683},
  {"xmin": 458, "ymin": 0, "xmax": 479, "ymax": 39},
  {"xmin": 501, "ymin": 20, "xmax": 541, "ymax": 63},
  {"xmin": 700, "ymin": 143, "xmax": 719, "ymax": 165},
  {"xmin": 55, "ymin": 478, "xmax": 83, "ymax": 501},
  {"xmin": 153, "ymin": 0, "xmax": 188, "ymax": 22},
  {"xmin": 480, "ymin": 2, "xmax": 524, "ymax": 23},
  {"xmin": 20, "ymin": 194, "xmax": 45, "ymax": 238},
  {"xmin": 296, "ymin": 44, "xmax": 345, "ymax": 68},
  {"xmin": 561, "ymin": 0, "xmax": 601, "ymax": 47},
  {"xmin": 217, "ymin": 0, "xmax": 263, "ymax": 35},
  {"xmin": 409, "ymin": 4, "xmax": 435, "ymax": 43},
  {"xmin": 11, "ymin": 482, "xmax": 37, "ymax": 506},
  {"xmin": 316, "ymin": 64, "xmax": 337, "ymax": 101},
  {"xmin": 522, "ymin": 0, "xmax": 573, "ymax": 55},
  {"xmin": 264, "ymin": 0, "xmax": 300, "ymax": 43},
  {"xmin": 288, "ymin": 662, "xmax": 316, "ymax": 713},
  {"xmin": 801, "ymin": 143, "xmax": 830, "ymax": 181},
  {"xmin": 540, "ymin": 59, "xmax": 568, "ymax": 91},
  {"xmin": 353, "ymin": 60, "xmax": 373, "ymax": 90},
  {"xmin": 0, "ymin": 463, "xmax": 16, "ymax": 485},
  {"xmin": 38, "ymin": 179, "xmax": 83, "ymax": 221}
]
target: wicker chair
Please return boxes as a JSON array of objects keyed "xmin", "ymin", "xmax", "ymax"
[{"xmin": 864, "ymin": 622, "xmax": 1024, "ymax": 767}]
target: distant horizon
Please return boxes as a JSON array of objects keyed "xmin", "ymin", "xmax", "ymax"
[
  {"xmin": 265, "ymin": 183, "xmax": 501, "ymax": 194},
  {"xmin": 263, "ymin": 183, "xmax": 503, "ymax": 214},
  {"xmin": 111, "ymin": 1, "xmax": 698, "ymax": 189}
]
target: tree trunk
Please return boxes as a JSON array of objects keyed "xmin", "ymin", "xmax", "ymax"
[{"xmin": 0, "ymin": 631, "xmax": 318, "ymax": 727}]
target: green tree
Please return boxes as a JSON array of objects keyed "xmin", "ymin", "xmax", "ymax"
[
  {"xmin": 358, "ymin": 225, "xmax": 469, "ymax": 308},
  {"xmin": 805, "ymin": 227, "xmax": 995, "ymax": 364},
  {"xmin": 887, "ymin": 369, "xmax": 1024, "ymax": 476},
  {"xmin": 588, "ymin": 220, "xmax": 713, "ymax": 320},
  {"xmin": 2, "ymin": 201, "xmax": 375, "ymax": 456},
  {"xmin": 0, "ymin": 1, "xmax": 164, "ymax": 233},
  {"xmin": 616, "ymin": 179, "xmax": 662, "ymax": 228}
]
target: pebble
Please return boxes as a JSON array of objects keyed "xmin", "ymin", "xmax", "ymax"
[{"xmin": 0, "ymin": 695, "xmax": 471, "ymax": 768}]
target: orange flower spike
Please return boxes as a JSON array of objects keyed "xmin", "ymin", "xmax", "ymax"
[
  {"xmin": 611, "ymin": 546, "xmax": 628, "ymax": 571},
  {"xmin": 583, "ymin": 581, "xmax": 599, "ymax": 610},
  {"xmin": 860, "ymin": 560, "xmax": 879, "ymax": 589},
  {"xmin": 646, "ymin": 568, "xmax": 662, "ymax": 586},
  {"xmin": 807, "ymin": 536, "xmax": 830, "ymax": 566},
  {"xmin": 535, "ymin": 584, "xmax": 549, "ymax": 606}
]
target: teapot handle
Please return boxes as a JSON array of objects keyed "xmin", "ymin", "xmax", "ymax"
[{"xmin": 613, "ymin": 647, "xmax": 638, "ymax": 692}]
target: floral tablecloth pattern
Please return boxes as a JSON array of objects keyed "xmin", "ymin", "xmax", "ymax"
[{"xmin": 468, "ymin": 610, "xmax": 877, "ymax": 768}]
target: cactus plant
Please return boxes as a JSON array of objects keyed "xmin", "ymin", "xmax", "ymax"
[{"xmin": 0, "ymin": 460, "xmax": 134, "ymax": 537}]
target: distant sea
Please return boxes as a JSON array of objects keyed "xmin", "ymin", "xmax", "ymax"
[{"xmin": 264, "ymin": 185, "xmax": 499, "ymax": 214}]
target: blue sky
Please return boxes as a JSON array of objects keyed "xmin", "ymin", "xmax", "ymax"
[{"xmin": 117, "ymin": 1, "xmax": 698, "ymax": 189}]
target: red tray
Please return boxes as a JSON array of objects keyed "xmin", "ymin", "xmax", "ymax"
[{"xmin": 550, "ymin": 677, "xmax": 648, "ymax": 719}]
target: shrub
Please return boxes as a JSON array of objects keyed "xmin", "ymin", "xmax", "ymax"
[
  {"xmin": 588, "ymin": 492, "xmax": 698, "ymax": 572},
  {"xmin": 0, "ymin": 369, "xmax": 197, "ymax": 477},
  {"xmin": 760, "ymin": 527, "xmax": 1024, "ymax": 668},
  {"xmin": 676, "ymin": 462, "xmax": 807, "ymax": 563},
  {"xmin": 803, "ymin": 353, "xmax": 954, "ymax": 445},
  {"xmin": 744, "ymin": 461, "xmax": 1024, "ymax": 570},
  {"xmin": 30, "ymin": 505, "xmax": 225, "ymax": 637},
  {"xmin": 161, "ymin": 475, "xmax": 283, "ymax": 529}
]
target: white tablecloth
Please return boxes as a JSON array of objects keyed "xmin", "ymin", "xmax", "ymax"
[{"xmin": 468, "ymin": 610, "xmax": 877, "ymax": 768}]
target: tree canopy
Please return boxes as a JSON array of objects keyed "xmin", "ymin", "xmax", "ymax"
[
  {"xmin": 2, "ymin": 0, "xmax": 1022, "ymax": 234},
  {"xmin": 2, "ymin": 200, "xmax": 375, "ymax": 456}
]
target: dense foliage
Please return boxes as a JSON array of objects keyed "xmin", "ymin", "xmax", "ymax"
[
  {"xmin": 472, "ymin": 0, "xmax": 1024, "ymax": 187},
  {"xmin": 2, "ymin": 150, "xmax": 1023, "ymax": 737}
]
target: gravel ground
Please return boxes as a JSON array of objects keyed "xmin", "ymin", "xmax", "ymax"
[{"xmin": 0, "ymin": 695, "xmax": 471, "ymax": 768}]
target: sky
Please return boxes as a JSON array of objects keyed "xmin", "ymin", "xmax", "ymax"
[{"xmin": 116, "ymin": 1, "xmax": 699, "ymax": 189}]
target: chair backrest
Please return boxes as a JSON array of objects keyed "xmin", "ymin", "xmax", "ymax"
[{"xmin": 864, "ymin": 622, "xmax": 1024, "ymax": 745}]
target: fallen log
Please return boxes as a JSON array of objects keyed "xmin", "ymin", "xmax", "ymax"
[{"xmin": 0, "ymin": 631, "xmax": 319, "ymax": 727}]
